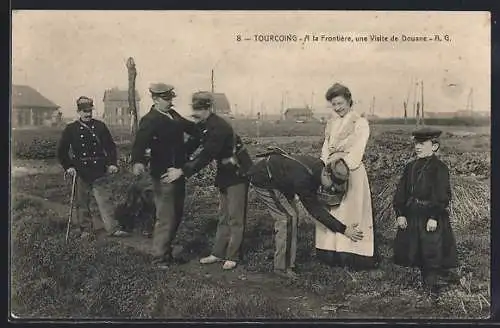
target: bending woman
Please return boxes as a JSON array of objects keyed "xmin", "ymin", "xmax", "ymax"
[{"xmin": 315, "ymin": 82, "xmax": 376, "ymax": 270}]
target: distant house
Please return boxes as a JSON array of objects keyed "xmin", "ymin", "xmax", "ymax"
[
  {"xmin": 211, "ymin": 93, "xmax": 231, "ymax": 115},
  {"xmin": 12, "ymin": 85, "xmax": 61, "ymax": 128},
  {"xmin": 284, "ymin": 107, "xmax": 314, "ymax": 122},
  {"xmin": 102, "ymin": 87, "xmax": 141, "ymax": 127}
]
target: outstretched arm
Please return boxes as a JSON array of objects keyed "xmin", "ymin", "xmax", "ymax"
[{"xmin": 182, "ymin": 125, "xmax": 226, "ymax": 178}]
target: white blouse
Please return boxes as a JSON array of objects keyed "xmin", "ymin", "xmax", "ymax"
[{"xmin": 320, "ymin": 110, "xmax": 370, "ymax": 171}]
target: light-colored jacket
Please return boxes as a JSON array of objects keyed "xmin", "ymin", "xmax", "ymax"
[{"xmin": 320, "ymin": 110, "xmax": 370, "ymax": 171}]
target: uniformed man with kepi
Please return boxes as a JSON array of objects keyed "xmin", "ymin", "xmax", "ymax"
[
  {"xmin": 164, "ymin": 91, "xmax": 251, "ymax": 271},
  {"xmin": 131, "ymin": 83, "xmax": 199, "ymax": 268},
  {"xmin": 57, "ymin": 96, "xmax": 129, "ymax": 238}
]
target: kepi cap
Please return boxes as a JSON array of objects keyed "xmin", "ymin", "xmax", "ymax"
[
  {"xmin": 191, "ymin": 91, "xmax": 213, "ymax": 110},
  {"xmin": 149, "ymin": 83, "xmax": 176, "ymax": 99},
  {"xmin": 412, "ymin": 127, "xmax": 442, "ymax": 142},
  {"xmin": 76, "ymin": 96, "xmax": 94, "ymax": 111}
]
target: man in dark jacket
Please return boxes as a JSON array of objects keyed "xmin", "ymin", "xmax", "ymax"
[
  {"xmin": 57, "ymin": 96, "xmax": 128, "ymax": 238},
  {"xmin": 393, "ymin": 127, "xmax": 458, "ymax": 295},
  {"xmin": 246, "ymin": 152, "xmax": 364, "ymax": 279},
  {"xmin": 130, "ymin": 83, "xmax": 199, "ymax": 268},
  {"xmin": 164, "ymin": 91, "xmax": 250, "ymax": 271}
]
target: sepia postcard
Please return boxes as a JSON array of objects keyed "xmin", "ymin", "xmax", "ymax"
[{"xmin": 10, "ymin": 10, "xmax": 491, "ymax": 321}]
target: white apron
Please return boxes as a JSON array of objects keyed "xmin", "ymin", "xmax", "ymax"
[{"xmin": 315, "ymin": 110, "xmax": 374, "ymax": 257}]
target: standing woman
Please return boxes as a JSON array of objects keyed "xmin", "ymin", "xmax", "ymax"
[{"xmin": 315, "ymin": 83, "xmax": 376, "ymax": 270}]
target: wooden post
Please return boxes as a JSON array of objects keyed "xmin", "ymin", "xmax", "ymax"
[{"xmin": 126, "ymin": 57, "xmax": 138, "ymax": 138}]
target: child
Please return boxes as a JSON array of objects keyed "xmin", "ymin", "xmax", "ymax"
[{"xmin": 393, "ymin": 127, "xmax": 458, "ymax": 295}]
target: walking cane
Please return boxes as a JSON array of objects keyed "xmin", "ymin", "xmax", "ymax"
[{"xmin": 65, "ymin": 173, "xmax": 77, "ymax": 243}]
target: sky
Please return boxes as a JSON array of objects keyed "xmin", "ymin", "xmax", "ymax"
[{"xmin": 12, "ymin": 10, "xmax": 491, "ymax": 119}]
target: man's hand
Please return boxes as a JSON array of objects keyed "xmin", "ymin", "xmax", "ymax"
[
  {"xmin": 163, "ymin": 167, "xmax": 184, "ymax": 183},
  {"xmin": 132, "ymin": 163, "xmax": 145, "ymax": 176},
  {"xmin": 396, "ymin": 216, "xmax": 407, "ymax": 229},
  {"xmin": 107, "ymin": 165, "xmax": 119, "ymax": 174},
  {"xmin": 426, "ymin": 218, "xmax": 438, "ymax": 232},
  {"xmin": 65, "ymin": 167, "xmax": 77, "ymax": 177},
  {"xmin": 343, "ymin": 223, "xmax": 364, "ymax": 242}
]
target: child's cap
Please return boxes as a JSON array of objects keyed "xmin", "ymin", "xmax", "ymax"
[{"xmin": 412, "ymin": 127, "xmax": 442, "ymax": 142}]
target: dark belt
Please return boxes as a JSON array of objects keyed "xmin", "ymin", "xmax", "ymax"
[{"xmin": 406, "ymin": 197, "xmax": 432, "ymax": 207}]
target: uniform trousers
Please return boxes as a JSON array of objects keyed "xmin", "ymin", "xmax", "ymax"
[
  {"xmin": 211, "ymin": 183, "xmax": 249, "ymax": 261},
  {"xmin": 252, "ymin": 186, "xmax": 299, "ymax": 271},
  {"xmin": 151, "ymin": 177, "xmax": 186, "ymax": 260},
  {"xmin": 75, "ymin": 176, "xmax": 120, "ymax": 234}
]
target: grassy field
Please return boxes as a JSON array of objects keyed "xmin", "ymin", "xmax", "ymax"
[{"xmin": 10, "ymin": 122, "xmax": 491, "ymax": 320}]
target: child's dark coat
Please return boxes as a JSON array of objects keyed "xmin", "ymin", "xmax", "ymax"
[{"xmin": 393, "ymin": 154, "xmax": 458, "ymax": 270}]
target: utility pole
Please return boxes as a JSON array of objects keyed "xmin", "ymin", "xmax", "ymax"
[
  {"xmin": 416, "ymin": 102, "xmax": 421, "ymax": 127},
  {"xmin": 403, "ymin": 101, "xmax": 408, "ymax": 124},
  {"xmin": 211, "ymin": 69, "xmax": 215, "ymax": 113},
  {"xmin": 412, "ymin": 80, "xmax": 418, "ymax": 119},
  {"xmin": 211, "ymin": 69, "xmax": 215, "ymax": 93},
  {"xmin": 421, "ymin": 80, "xmax": 425, "ymax": 125}
]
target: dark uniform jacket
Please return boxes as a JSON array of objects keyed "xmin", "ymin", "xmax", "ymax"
[
  {"xmin": 182, "ymin": 113, "xmax": 248, "ymax": 189},
  {"xmin": 393, "ymin": 154, "xmax": 458, "ymax": 269},
  {"xmin": 57, "ymin": 118, "xmax": 117, "ymax": 183},
  {"xmin": 248, "ymin": 154, "xmax": 347, "ymax": 234},
  {"xmin": 131, "ymin": 107, "xmax": 198, "ymax": 180}
]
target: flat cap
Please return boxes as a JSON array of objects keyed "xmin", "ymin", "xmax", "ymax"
[
  {"xmin": 149, "ymin": 83, "xmax": 176, "ymax": 97},
  {"xmin": 191, "ymin": 91, "xmax": 213, "ymax": 110},
  {"xmin": 325, "ymin": 83, "xmax": 352, "ymax": 102},
  {"xmin": 76, "ymin": 96, "xmax": 94, "ymax": 111},
  {"xmin": 412, "ymin": 127, "xmax": 442, "ymax": 142}
]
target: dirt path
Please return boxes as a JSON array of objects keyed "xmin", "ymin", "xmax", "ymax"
[{"xmin": 12, "ymin": 191, "xmax": 374, "ymax": 319}]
